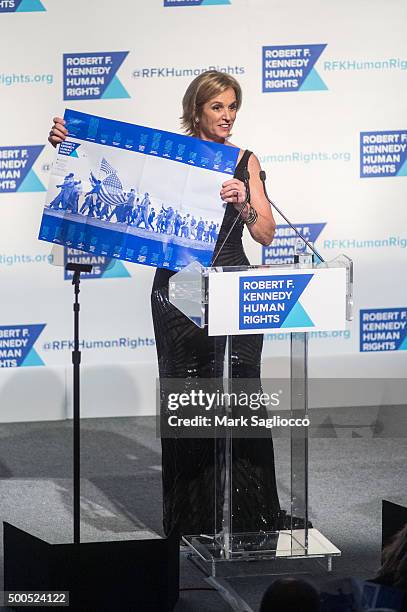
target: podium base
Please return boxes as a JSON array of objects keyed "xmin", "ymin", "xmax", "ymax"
[
  {"xmin": 182, "ymin": 528, "xmax": 341, "ymax": 577},
  {"xmin": 3, "ymin": 522, "xmax": 179, "ymax": 611}
]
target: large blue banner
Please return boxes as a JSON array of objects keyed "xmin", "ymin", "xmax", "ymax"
[{"xmin": 38, "ymin": 110, "xmax": 239, "ymax": 271}]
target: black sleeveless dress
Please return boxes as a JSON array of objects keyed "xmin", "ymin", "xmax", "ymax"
[{"xmin": 151, "ymin": 150, "xmax": 281, "ymax": 536}]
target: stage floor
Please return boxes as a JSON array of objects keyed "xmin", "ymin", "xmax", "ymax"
[{"xmin": 0, "ymin": 412, "xmax": 405, "ymax": 611}]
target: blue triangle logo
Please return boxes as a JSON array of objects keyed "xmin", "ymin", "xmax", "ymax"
[
  {"xmin": 18, "ymin": 169, "xmax": 46, "ymax": 192},
  {"xmin": 102, "ymin": 75, "xmax": 130, "ymax": 99},
  {"xmin": 281, "ymin": 301, "xmax": 314, "ymax": 328},
  {"xmin": 300, "ymin": 68, "xmax": 328, "ymax": 92},
  {"xmin": 399, "ymin": 334, "xmax": 407, "ymax": 350},
  {"xmin": 70, "ymin": 149, "xmax": 79, "ymax": 158},
  {"xmin": 102, "ymin": 260, "xmax": 131, "ymax": 278},
  {"xmin": 397, "ymin": 158, "xmax": 407, "ymax": 176},
  {"xmin": 21, "ymin": 348, "xmax": 45, "ymax": 367},
  {"xmin": 16, "ymin": 0, "xmax": 46, "ymax": 11}
]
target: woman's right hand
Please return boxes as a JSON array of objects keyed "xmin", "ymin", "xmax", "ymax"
[{"xmin": 48, "ymin": 117, "xmax": 68, "ymax": 148}]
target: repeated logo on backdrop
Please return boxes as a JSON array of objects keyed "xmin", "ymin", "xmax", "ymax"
[
  {"xmin": 164, "ymin": 0, "xmax": 230, "ymax": 6},
  {"xmin": 0, "ymin": 324, "xmax": 45, "ymax": 367},
  {"xmin": 360, "ymin": 130, "xmax": 407, "ymax": 177},
  {"xmin": 0, "ymin": 146, "xmax": 45, "ymax": 193},
  {"xmin": 262, "ymin": 223, "xmax": 326, "ymax": 265},
  {"xmin": 262, "ymin": 44, "xmax": 327, "ymax": 92},
  {"xmin": 64, "ymin": 248, "xmax": 130, "ymax": 280},
  {"xmin": 360, "ymin": 308, "xmax": 407, "ymax": 352},
  {"xmin": 0, "ymin": 0, "xmax": 45, "ymax": 12},
  {"xmin": 63, "ymin": 52, "xmax": 130, "ymax": 101}
]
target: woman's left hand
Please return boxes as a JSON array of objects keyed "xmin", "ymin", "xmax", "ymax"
[{"xmin": 220, "ymin": 178, "xmax": 247, "ymax": 207}]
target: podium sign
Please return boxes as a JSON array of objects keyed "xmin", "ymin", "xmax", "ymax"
[{"xmin": 208, "ymin": 267, "xmax": 347, "ymax": 336}]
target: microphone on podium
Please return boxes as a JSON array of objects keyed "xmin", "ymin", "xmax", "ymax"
[{"xmin": 259, "ymin": 170, "xmax": 325, "ymax": 263}]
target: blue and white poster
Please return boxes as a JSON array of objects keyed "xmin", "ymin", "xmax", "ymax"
[{"xmin": 38, "ymin": 109, "xmax": 239, "ymax": 271}]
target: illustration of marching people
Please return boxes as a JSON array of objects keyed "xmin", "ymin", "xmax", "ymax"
[{"xmin": 47, "ymin": 170, "xmax": 219, "ymax": 243}]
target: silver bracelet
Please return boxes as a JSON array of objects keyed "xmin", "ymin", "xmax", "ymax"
[{"xmin": 245, "ymin": 205, "xmax": 258, "ymax": 225}]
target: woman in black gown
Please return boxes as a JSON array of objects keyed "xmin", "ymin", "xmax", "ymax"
[
  {"xmin": 48, "ymin": 70, "xmax": 282, "ymax": 537},
  {"xmin": 152, "ymin": 71, "xmax": 282, "ymax": 537}
]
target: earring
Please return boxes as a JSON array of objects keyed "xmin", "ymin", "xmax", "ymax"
[{"xmin": 194, "ymin": 117, "xmax": 199, "ymax": 124}]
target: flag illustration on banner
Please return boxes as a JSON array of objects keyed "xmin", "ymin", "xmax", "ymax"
[
  {"xmin": 92, "ymin": 158, "xmax": 127, "ymax": 207},
  {"xmin": 100, "ymin": 157, "xmax": 116, "ymax": 175},
  {"xmin": 63, "ymin": 51, "xmax": 130, "ymax": 100},
  {"xmin": 262, "ymin": 44, "xmax": 327, "ymax": 92},
  {"xmin": 0, "ymin": 145, "xmax": 45, "ymax": 194},
  {"xmin": 0, "ymin": 324, "xmax": 46, "ymax": 367}
]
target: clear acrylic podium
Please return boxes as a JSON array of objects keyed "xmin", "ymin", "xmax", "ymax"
[{"xmin": 168, "ymin": 255, "xmax": 353, "ymax": 575}]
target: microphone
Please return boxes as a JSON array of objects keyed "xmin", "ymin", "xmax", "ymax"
[
  {"xmin": 259, "ymin": 170, "xmax": 325, "ymax": 263},
  {"xmin": 211, "ymin": 169, "xmax": 251, "ymax": 266}
]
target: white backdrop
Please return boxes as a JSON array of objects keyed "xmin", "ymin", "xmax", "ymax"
[{"xmin": 0, "ymin": 0, "xmax": 406, "ymax": 422}]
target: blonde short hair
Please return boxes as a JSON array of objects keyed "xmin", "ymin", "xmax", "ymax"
[{"xmin": 181, "ymin": 70, "xmax": 242, "ymax": 137}]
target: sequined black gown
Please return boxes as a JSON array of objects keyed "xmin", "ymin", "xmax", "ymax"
[{"xmin": 151, "ymin": 150, "xmax": 281, "ymax": 536}]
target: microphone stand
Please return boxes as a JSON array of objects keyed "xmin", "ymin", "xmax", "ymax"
[
  {"xmin": 259, "ymin": 170, "xmax": 325, "ymax": 263},
  {"xmin": 65, "ymin": 262, "xmax": 93, "ymax": 544}
]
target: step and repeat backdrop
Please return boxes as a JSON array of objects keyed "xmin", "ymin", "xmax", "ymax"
[{"xmin": 0, "ymin": 0, "xmax": 406, "ymax": 421}]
